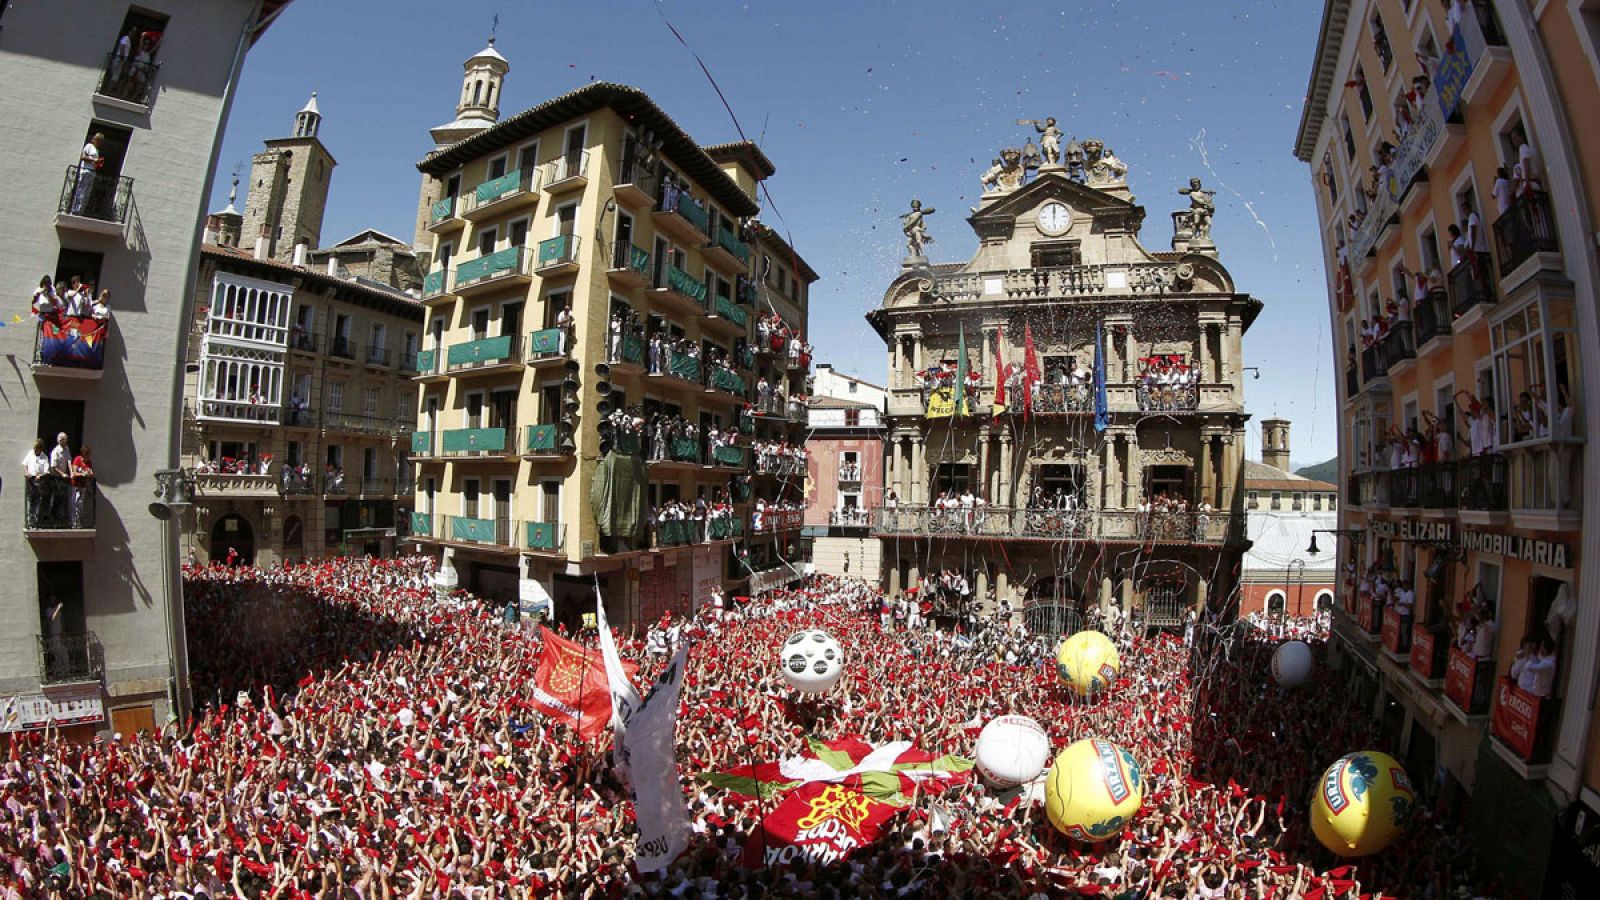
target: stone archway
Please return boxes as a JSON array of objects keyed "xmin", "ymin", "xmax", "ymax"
[{"xmin": 209, "ymin": 513, "xmax": 255, "ymax": 566}]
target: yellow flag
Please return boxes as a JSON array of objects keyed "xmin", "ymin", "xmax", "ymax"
[
  {"xmin": 11, "ymin": 314, "xmax": 22, "ymax": 323},
  {"xmin": 925, "ymin": 387, "xmax": 955, "ymax": 419}
]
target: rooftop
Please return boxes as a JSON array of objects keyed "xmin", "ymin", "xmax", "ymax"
[
  {"xmin": 202, "ymin": 244, "xmax": 422, "ymax": 318},
  {"xmin": 1243, "ymin": 460, "xmax": 1337, "ymax": 492}
]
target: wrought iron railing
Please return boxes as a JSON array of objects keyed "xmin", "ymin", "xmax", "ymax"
[
  {"xmin": 23, "ymin": 476, "xmax": 97, "ymax": 531},
  {"xmin": 870, "ymin": 506, "xmax": 1239, "ymax": 544},
  {"xmin": 1448, "ymin": 254, "xmax": 1496, "ymax": 316},
  {"xmin": 1492, "ymin": 191, "xmax": 1559, "ymax": 275},
  {"xmin": 57, "ymin": 166, "xmax": 134, "ymax": 225},
  {"xmin": 1458, "ymin": 453, "xmax": 1508, "ymax": 511},
  {"xmin": 96, "ymin": 52, "xmax": 159, "ymax": 105},
  {"xmin": 38, "ymin": 633, "xmax": 103, "ymax": 685}
]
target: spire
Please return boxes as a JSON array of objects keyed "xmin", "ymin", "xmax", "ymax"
[
  {"xmin": 224, "ymin": 175, "xmax": 240, "ymax": 215},
  {"xmin": 294, "ymin": 91, "xmax": 321, "ymax": 139}
]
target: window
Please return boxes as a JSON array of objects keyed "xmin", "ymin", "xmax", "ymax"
[
  {"xmin": 100, "ymin": 10, "xmax": 168, "ymax": 104},
  {"xmin": 509, "ymin": 218, "xmax": 529, "ymax": 248},
  {"xmin": 556, "ymin": 203, "xmax": 577, "ymax": 237},
  {"xmin": 444, "ymin": 174, "xmax": 461, "ymax": 199},
  {"xmin": 471, "ymin": 307, "xmax": 491, "ymax": 339},
  {"xmin": 477, "ymin": 227, "xmax": 497, "ymax": 256},
  {"xmin": 1354, "ymin": 66, "xmax": 1373, "ymax": 120},
  {"xmin": 487, "ymin": 155, "xmax": 507, "ymax": 180},
  {"xmin": 516, "ymin": 141, "xmax": 539, "ymax": 172},
  {"xmin": 1490, "ymin": 298, "xmax": 1579, "ymax": 446},
  {"xmin": 363, "ymin": 387, "xmax": 380, "ymax": 418},
  {"xmin": 363, "ymin": 447, "xmax": 377, "ymax": 480},
  {"xmin": 844, "ymin": 408, "xmax": 860, "ymax": 427},
  {"xmin": 369, "ymin": 323, "xmax": 386, "ymax": 352},
  {"xmin": 540, "ymin": 480, "xmax": 561, "ymax": 524},
  {"xmin": 847, "ymin": 381, "xmax": 858, "ymax": 394},
  {"xmin": 1292, "ymin": 492, "xmax": 1305, "ymax": 511},
  {"xmin": 1370, "ymin": 11, "xmax": 1393, "ymax": 71},
  {"xmin": 1247, "ymin": 491, "xmax": 1259, "ymax": 510},
  {"xmin": 463, "ymin": 479, "xmax": 480, "ymax": 518},
  {"xmin": 1341, "ymin": 115, "xmax": 1357, "ymax": 163},
  {"xmin": 1269, "ymin": 491, "xmax": 1282, "ymax": 511},
  {"xmin": 326, "ymin": 382, "xmax": 343, "ymax": 412},
  {"xmin": 1031, "ymin": 241, "xmax": 1081, "ymax": 268}
]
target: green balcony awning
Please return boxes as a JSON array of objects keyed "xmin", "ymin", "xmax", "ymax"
[
  {"xmin": 447, "ymin": 335, "xmax": 515, "ymax": 366},
  {"xmin": 442, "ymin": 427, "xmax": 507, "ymax": 453}
]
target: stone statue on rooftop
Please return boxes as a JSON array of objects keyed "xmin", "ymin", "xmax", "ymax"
[
  {"xmin": 1019, "ymin": 117, "xmax": 1063, "ymax": 166},
  {"xmin": 901, "ymin": 199, "xmax": 936, "ymax": 258},
  {"xmin": 1177, "ymin": 177, "xmax": 1216, "ymax": 240}
]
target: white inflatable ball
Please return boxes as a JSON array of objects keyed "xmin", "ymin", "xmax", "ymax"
[
  {"xmin": 780, "ymin": 629, "xmax": 845, "ymax": 693},
  {"xmin": 1271, "ymin": 640, "xmax": 1314, "ymax": 687},
  {"xmin": 975, "ymin": 715, "xmax": 1052, "ymax": 789}
]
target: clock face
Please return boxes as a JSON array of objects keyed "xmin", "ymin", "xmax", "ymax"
[{"xmin": 1038, "ymin": 202, "xmax": 1072, "ymax": 235}]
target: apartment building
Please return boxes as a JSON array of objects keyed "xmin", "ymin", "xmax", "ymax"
[
  {"xmin": 1239, "ymin": 420, "xmax": 1339, "ymax": 618},
  {"xmin": 1293, "ymin": 1, "xmax": 1600, "ymax": 890},
  {"xmin": 409, "ymin": 46, "xmax": 814, "ymax": 628},
  {"xmin": 805, "ymin": 368, "xmax": 888, "ymax": 579},
  {"xmin": 867, "ymin": 129, "xmax": 1258, "ymax": 634},
  {"xmin": 0, "ymin": 0, "xmax": 291, "ymax": 739}
]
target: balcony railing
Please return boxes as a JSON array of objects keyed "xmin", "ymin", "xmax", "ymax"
[
  {"xmin": 869, "ymin": 506, "xmax": 1240, "ymax": 544},
  {"xmin": 322, "ymin": 411, "xmax": 401, "ymax": 434},
  {"xmin": 660, "ymin": 183, "xmax": 710, "ymax": 234},
  {"xmin": 25, "ymin": 477, "xmax": 98, "ymax": 533},
  {"xmin": 423, "ymin": 268, "xmax": 450, "ymax": 300},
  {"xmin": 711, "ymin": 444, "xmax": 748, "ymax": 468},
  {"xmin": 667, "ymin": 266, "xmax": 707, "ymax": 304},
  {"xmin": 711, "ymin": 294, "xmax": 749, "ymax": 329},
  {"xmin": 329, "ymin": 335, "xmax": 358, "ymax": 360},
  {"xmin": 366, "ymin": 345, "xmax": 392, "ymax": 367},
  {"xmin": 466, "ymin": 167, "xmax": 538, "ymax": 213},
  {"xmin": 1387, "ymin": 467, "xmax": 1421, "ymax": 507},
  {"xmin": 536, "ymin": 234, "xmax": 581, "ymax": 271},
  {"xmin": 652, "ymin": 518, "xmax": 697, "ymax": 548},
  {"xmin": 1382, "ymin": 607, "xmax": 1412, "ymax": 656},
  {"xmin": 524, "ymin": 423, "xmax": 567, "ymax": 455},
  {"xmin": 526, "ymin": 521, "xmax": 565, "ymax": 553},
  {"xmin": 667, "ymin": 352, "xmax": 702, "ymax": 384},
  {"xmin": 441, "ymin": 427, "xmax": 509, "ymax": 456},
  {"xmin": 1458, "ymin": 453, "xmax": 1508, "ymax": 511},
  {"xmin": 527, "ymin": 327, "xmax": 567, "ymax": 361},
  {"xmin": 38, "ymin": 633, "xmax": 104, "ymax": 686},
  {"xmin": 717, "ymin": 226, "xmax": 750, "ymax": 264},
  {"xmin": 454, "ymin": 247, "xmax": 531, "ymax": 290},
  {"xmin": 830, "ymin": 508, "xmax": 871, "ymax": 527},
  {"xmin": 33, "ymin": 316, "xmax": 109, "ymax": 375},
  {"xmin": 1135, "ymin": 382, "xmax": 1198, "ymax": 412},
  {"xmin": 410, "ymin": 511, "xmax": 433, "ymax": 538},
  {"xmin": 447, "ymin": 335, "xmax": 521, "ymax": 371},
  {"xmin": 96, "ymin": 52, "xmax": 159, "ymax": 106},
  {"xmin": 1448, "ymin": 254, "xmax": 1496, "ymax": 317},
  {"xmin": 609, "ymin": 241, "xmax": 651, "ymax": 279},
  {"xmin": 1491, "ymin": 677, "xmax": 1553, "ymax": 764},
  {"xmin": 1380, "ymin": 322, "xmax": 1415, "ymax": 370},
  {"xmin": 57, "ymin": 167, "xmax": 134, "ymax": 226},
  {"xmin": 1410, "ymin": 625, "xmax": 1447, "ymax": 680},
  {"xmin": 709, "ymin": 367, "xmax": 746, "ymax": 396},
  {"xmin": 321, "ymin": 471, "xmax": 349, "ymax": 496},
  {"xmin": 359, "ymin": 477, "xmax": 395, "ymax": 496},
  {"xmin": 1418, "ymin": 461, "xmax": 1457, "ymax": 508},
  {"xmin": 1445, "ymin": 645, "xmax": 1492, "ymax": 716},
  {"xmin": 430, "ymin": 195, "xmax": 457, "ymax": 227},
  {"xmin": 1413, "ymin": 290, "xmax": 1451, "ymax": 347},
  {"xmin": 411, "ymin": 431, "xmax": 436, "ymax": 457},
  {"xmin": 614, "ymin": 153, "xmax": 659, "ymax": 202},
  {"xmin": 442, "ymin": 514, "xmax": 514, "ymax": 547},
  {"xmin": 1492, "ymin": 191, "xmax": 1559, "ymax": 276},
  {"xmin": 753, "ymin": 508, "xmax": 806, "ymax": 533},
  {"xmin": 608, "ymin": 330, "xmax": 646, "ymax": 367},
  {"xmin": 279, "ymin": 468, "xmax": 315, "ymax": 495},
  {"xmin": 1361, "ymin": 345, "xmax": 1387, "ymax": 383},
  {"xmin": 544, "ymin": 150, "xmax": 590, "ymax": 188}
]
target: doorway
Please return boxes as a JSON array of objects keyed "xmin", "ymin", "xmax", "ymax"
[{"xmin": 209, "ymin": 514, "xmax": 255, "ymax": 565}]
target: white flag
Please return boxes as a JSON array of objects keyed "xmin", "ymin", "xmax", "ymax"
[{"xmin": 597, "ymin": 592, "xmax": 691, "ymax": 873}]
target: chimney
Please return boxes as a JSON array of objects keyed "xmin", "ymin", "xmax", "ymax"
[
  {"xmin": 326, "ymin": 256, "xmax": 340, "ymax": 277},
  {"xmin": 1261, "ymin": 418, "xmax": 1291, "ymax": 472},
  {"xmin": 292, "ymin": 243, "xmax": 309, "ymax": 267},
  {"xmin": 253, "ymin": 233, "xmax": 270, "ymax": 260}
]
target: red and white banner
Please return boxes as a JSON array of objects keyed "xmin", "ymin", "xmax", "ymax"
[
  {"xmin": 530, "ymin": 627, "xmax": 636, "ymax": 740},
  {"xmin": 1409, "ymin": 626, "xmax": 1437, "ymax": 679},
  {"xmin": 1490, "ymin": 678, "xmax": 1540, "ymax": 761},
  {"xmin": 742, "ymin": 781, "xmax": 901, "ymax": 868},
  {"xmin": 1444, "ymin": 645, "xmax": 1477, "ymax": 712}
]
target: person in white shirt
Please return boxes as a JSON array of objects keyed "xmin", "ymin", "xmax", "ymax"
[
  {"xmin": 21, "ymin": 439, "xmax": 50, "ymax": 527},
  {"xmin": 89, "ymin": 289, "xmax": 111, "ymax": 322},
  {"xmin": 46, "ymin": 432, "xmax": 72, "ymax": 526},
  {"xmin": 1463, "ymin": 199, "xmax": 1489, "ymax": 254},
  {"xmin": 71, "ymin": 133, "xmax": 105, "ymax": 216},
  {"xmin": 1490, "ymin": 166, "xmax": 1513, "ymax": 215},
  {"xmin": 1512, "ymin": 125, "xmax": 1539, "ymax": 188}
]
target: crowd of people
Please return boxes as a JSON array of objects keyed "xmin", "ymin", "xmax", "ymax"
[
  {"xmin": 754, "ymin": 313, "xmax": 812, "ymax": 368},
  {"xmin": 1135, "ymin": 356, "xmax": 1199, "ymax": 411},
  {"xmin": 0, "ymin": 557, "xmax": 1503, "ymax": 898},
  {"xmin": 30, "ymin": 276, "xmax": 112, "ymax": 326},
  {"xmin": 752, "ymin": 441, "xmax": 807, "ymax": 475}
]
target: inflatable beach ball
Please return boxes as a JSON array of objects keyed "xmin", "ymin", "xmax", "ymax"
[
  {"xmin": 780, "ymin": 629, "xmax": 844, "ymax": 693},
  {"xmin": 975, "ymin": 715, "xmax": 1051, "ymax": 789},
  {"xmin": 1055, "ymin": 630, "xmax": 1120, "ymax": 696},
  {"xmin": 1044, "ymin": 738, "xmax": 1144, "ymax": 842},
  {"xmin": 1310, "ymin": 751, "xmax": 1414, "ymax": 857},
  {"xmin": 1271, "ymin": 640, "xmax": 1314, "ymax": 687}
]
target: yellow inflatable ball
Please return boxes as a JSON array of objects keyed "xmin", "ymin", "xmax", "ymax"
[
  {"xmin": 1310, "ymin": 751, "xmax": 1414, "ymax": 857},
  {"xmin": 1044, "ymin": 738, "xmax": 1144, "ymax": 842},
  {"xmin": 1055, "ymin": 630, "xmax": 1120, "ymax": 696}
]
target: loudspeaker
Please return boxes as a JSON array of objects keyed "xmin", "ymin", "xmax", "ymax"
[
  {"xmin": 597, "ymin": 398, "xmax": 615, "ymax": 416},
  {"xmin": 596, "ymin": 381, "xmax": 614, "ymax": 397},
  {"xmin": 564, "ymin": 359, "xmax": 581, "ymax": 376},
  {"xmin": 594, "ymin": 362, "xmax": 612, "ymax": 379},
  {"xmin": 562, "ymin": 376, "xmax": 580, "ymax": 392}
]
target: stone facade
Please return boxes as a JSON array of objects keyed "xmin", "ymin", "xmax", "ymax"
[{"xmin": 241, "ymin": 99, "xmax": 335, "ymax": 262}]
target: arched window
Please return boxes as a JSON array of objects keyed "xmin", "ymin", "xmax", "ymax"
[
  {"xmin": 472, "ymin": 80, "xmax": 482, "ymax": 106},
  {"xmin": 1266, "ymin": 590, "xmax": 1287, "ymax": 616},
  {"xmin": 1315, "ymin": 590, "xmax": 1335, "ymax": 611},
  {"xmin": 485, "ymin": 82, "xmax": 495, "ymax": 109}
]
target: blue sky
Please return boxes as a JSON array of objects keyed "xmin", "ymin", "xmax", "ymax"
[{"xmin": 215, "ymin": 0, "xmax": 1336, "ymax": 466}]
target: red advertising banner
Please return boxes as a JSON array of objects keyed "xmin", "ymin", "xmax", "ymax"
[
  {"xmin": 743, "ymin": 781, "xmax": 901, "ymax": 868},
  {"xmin": 1490, "ymin": 678, "xmax": 1541, "ymax": 761},
  {"xmin": 1444, "ymin": 645, "xmax": 1477, "ymax": 712},
  {"xmin": 1381, "ymin": 608, "xmax": 1404, "ymax": 656},
  {"xmin": 1358, "ymin": 594, "xmax": 1376, "ymax": 633},
  {"xmin": 1410, "ymin": 626, "xmax": 1437, "ymax": 679}
]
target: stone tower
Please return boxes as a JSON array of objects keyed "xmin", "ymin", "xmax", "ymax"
[
  {"xmin": 206, "ymin": 176, "xmax": 244, "ymax": 248},
  {"xmin": 1261, "ymin": 418, "xmax": 1292, "ymax": 472},
  {"xmin": 241, "ymin": 92, "xmax": 337, "ymax": 262},
  {"xmin": 412, "ymin": 39, "xmax": 510, "ymax": 250}
]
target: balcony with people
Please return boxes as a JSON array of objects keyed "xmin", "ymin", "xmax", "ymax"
[
  {"xmin": 29, "ymin": 280, "xmax": 110, "ymax": 379},
  {"xmin": 644, "ymin": 333, "xmax": 704, "ymax": 390},
  {"xmin": 94, "ymin": 24, "xmax": 163, "ymax": 108},
  {"xmin": 37, "ymin": 632, "xmax": 105, "ymax": 686},
  {"xmin": 751, "ymin": 498, "xmax": 806, "ymax": 535},
  {"xmin": 22, "ymin": 436, "xmax": 97, "ymax": 539},
  {"xmin": 1444, "ymin": 586, "xmax": 1498, "ymax": 718},
  {"xmin": 1490, "ymin": 636, "xmax": 1560, "ymax": 769},
  {"xmin": 606, "ymin": 240, "xmax": 651, "ymax": 289},
  {"xmin": 1135, "ymin": 355, "xmax": 1199, "ymax": 412},
  {"xmin": 654, "ymin": 177, "xmax": 711, "ymax": 246},
  {"xmin": 872, "ymin": 483, "xmax": 1234, "ymax": 546},
  {"xmin": 650, "ymin": 492, "xmax": 745, "ymax": 548},
  {"xmin": 1447, "ymin": 249, "xmax": 1496, "ymax": 320},
  {"xmin": 1492, "ymin": 189, "xmax": 1559, "ymax": 286},
  {"xmin": 193, "ymin": 452, "xmax": 277, "ymax": 496},
  {"xmin": 753, "ymin": 441, "xmax": 807, "ymax": 478},
  {"xmin": 55, "ymin": 161, "xmax": 134, "ymax": 235}
]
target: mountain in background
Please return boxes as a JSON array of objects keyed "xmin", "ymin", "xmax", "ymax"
[{"xmin": 1295, "ymin": 457, "xmax": 1339, "ymax": 483}]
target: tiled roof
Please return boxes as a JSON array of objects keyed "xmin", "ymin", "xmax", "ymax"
[{"xmin": 201, "ymin": 244, "xmax": 423, "ymax": 317}]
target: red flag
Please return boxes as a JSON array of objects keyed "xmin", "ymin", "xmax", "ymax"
[
  {"xmin": 993, "ymin": 326, "xmax": 1007, "ymax": 417},
  {"xmin": 530, "ymin": 627, "xmax": 635, "ymax": 740},
  {"xmin": 741, "ymin": 781, "xmax": 900, "ymax": 868},
  {"xmin": 1022, "ymin": 323, "xmax": 1041, "ymax": 421}
]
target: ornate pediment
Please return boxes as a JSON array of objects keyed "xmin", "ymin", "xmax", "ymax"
[
  {"xmin": 1139, "ymin": 448, "xmax": 1192, "ymax": 467},
  {"xmin": 968, "ymin": 171, "xmax": 1144, "ymax": 241}
]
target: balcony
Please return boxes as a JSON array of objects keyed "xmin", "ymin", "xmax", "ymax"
[
  {"xmin": 608, "ymin": 329, "xmax": 646, "ymax": 371},
  {"xmin": 1379, "ymin": 322, "xmax": 1415, "ymax": 372},
  {"xmin": 711, "ymin": 444, "xmax": 748, "ymax": 469},
  {"xmin": 365, "ymin": 345, "xmax": 393, "ymax": 368},
  {"xmin": 1346, "ymin": 472, "xmax": 1362, "ymax": 508},
  {"xmin": 400, "ymin": 350, "xmax": 420, "ymax": 375},
  {"xmin": 655, "ymin": 351, "xmax": 702, "ymax": 387},
  {"xmin": 830, "ymin": 508, "xmax": 871, "ymax": 528},
  {"xmin": 453, "ymin": 246, "xmax": 532, "ymax": 296},
  {"xmin": 1490, "ymin": 677, "xmax": 1555, "ymax": 768},
  {"xmin": 704, "ymin": 225, "xmax": 751, "ymax": 273},
  {"xmin": 1492, "ymin": 192, "xmax": 1560, "ymax": 289},
  {"xmin": 1359, "ymin": 470, "xmax": 1389, "ymax": 508},
  {"xmin": 652, "ymin": 518, "xmax": 697, "ymax": 549},
  {"xmin": 755, "ymin": 456, "xmax": 807, "ymax": 478},
  {"xmin": 410, "ymin": 431, "xmax": 438, "ymax": 459},
  {"xmin": 32, "ymin": 317, "xmax": 108, "ymax": 379},
  {"xmin": 652, "ymin": 266, "xmax": 708, "ymax": 318},
  {"xmin": 931, "ymin": 261, "xmax": 1198, "ymax": 302},
  {"xmin": 1508, "ymin": 442, "xmax": 1582, "ymax": 530},
  {"xmin": 462, "ymin": 167, "xmax": 539, "ymax": 221},
  {"xmin": 328, "ymin": 335, "xmax": 359, "ymax": 362},
  {"xmin": 1444, "ymin": 645, "xmax": 1492, "ymax": 718},
  {"xmin": 358, "ymin": 477, "xmax": 396, "ymax": 497},
  {"xmin": 55, "ymin": 167, "xmax": 134, "ymax": 235},
  {"xmin": 446, "ymin": 335, "xmax": 523, "ymax": 375},
  {"xmin": 412, "ymin": 348, "xmax": 447, "ymax": 382},
  {"xmin": 1455, "ymin": 0, "xmax": 1511, "ymax": 108},
  {"xmin": 1410, "ymin": 624, "xmax": 1447, "ymax": 682},
  {"xmin": 322, "ymin": 411, "xmax": 400, "ymax": 435},
  {"xmin": 1458, "ymin": 453, "xmax": 1508, "ymax": 518},
  {"xmin": 753, "ymin": 508, "xmax": 806, "ymax": 534},
  {"xmin": 525, "ymin": 521, "xmax": 566, "ymax": 554},
  {"xmin": 1381, "ymin": 608, "xmax": 1412, "ymax": 658},
  {"xmin": 410, "ymin": 511, "xmax": 433, "ymax": 539},
  {"xmin": 24, "ymin": 477, "xmax": 98, "ymax": 538},
  {"xmin": 535, "ymin": 234, "xmax": 581, "ymax": 276},
  {"xmin": 1388, "ymin": 467, "xmax": 1421, "ymax": 508},
  {"xmin": 1448, "ymin": 255, "xmax": 1496, "ymax": 321},
  {"xmin": 543, "ymin": 150, "xmax": 590, "ymax": 194},
  {"xmin": 440, "ymin": 427, "xmax": 511, "ymax": 458},
  {"xmin": 524, "ymin": 423, "xmax": 571, "ymax": 457},
  {"xmin": 196, "ymin": 397, "xmax": 281, "ymax": 425},
  {"xmin": 654, "ymin": 183, "xmax": 711, "ymax": 245},
  {"xmin": 869, "ymin": 506, "xmax": 1241, "ymax": 545},
  {"xmin": 706, "ymin": 294, "xmax": 750, "ymax": 334},
  {"xmin": 1135, "ymin": 382, "xmax": 1198, "ymax": 413},
  {"xmin": 614, "ymin": 153, "xmax": 659, "ymax": 209},
  {"xmin": 422, "ymin": 268, "xmax": 452, "ymax": 303},
  {"xmin": 526, "ymin": 327, "xmax": 568, "ymax": 366},
  {"xmin": 1356, "ymin": 593, "xmax": 1380, "ymax": 637},
  {"xmin": 438, "ymin": 514, "xmax": 517, "ymax": 550},
  {"xmin": 288, "ymin": 328, "xmax": 321, "ymax": 354},
  {"xmin": 607, "ymin": 241, "xmax": 651, "ymax": 289},
  {"xmin": 94, "ymin": 52, "xmax": 159, "ymax": 108},
  {"xmin": 321, "ymin": 471, "xmax": 349, "ymax": 496},
  {"xmin": 1413, "ymin": 290, "xmax": 1452, "ymax": 350},
  {"xmin": 279, "ymin": 467, "xmax": 315, "ymax": 495},
  {"xmin": 659, "ymin": 435, "xmax": 703, "ymax": 466},
  {"xmin": 708, "ymin": 366, "xmax": 746, "ymax": 397},
  {"xmin": 37, "ymin": 633, "xmax": 104, "ymax": 686},
  {"xmin": 1418, "ymin": 462, "xmax": 1457, "ymax": 509},
  {"xmin": 426, "ymin": 195, "xmax": 462, "ymax": 234},
  {"xmin": 193, "ymin": 472, "xmax": 278, "ymax": 497}
]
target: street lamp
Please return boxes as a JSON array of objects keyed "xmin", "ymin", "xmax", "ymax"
[
  {"xmin": 1305, "ymin": 527, "xmax": 1364, "ymax": 556},
  {"xmin": 149, "ymin": 468, "xmax": 196, "ymax": 721}
]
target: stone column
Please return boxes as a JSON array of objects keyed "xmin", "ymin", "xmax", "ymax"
[
  {"xmin": 998, "ymin": 433, "xmax": 1014, "ymax": 506},
  {"xmin": 911, "ymin": 436, "xmax": 926, "ymax": 504},
  {"xmin": 976, "ymin": 570, "xmax": 990, "ymax": 613},
  {"xmin": 912, "ymin": 334, "xmax": 924, "ymax": 374},
  {"xmin": 977, "ymin": 428, "xmax": 992, "ymax": 501},
  {"xmin": 1120, "ymin": 576, "xmax": 1134, "ymax": 615},
  {"xmin": 1124, "ymin": 325, "xmax": 1138, "ymax": 383},
  {"xmin": 1199, "ymin": 433, "xmax": 1214, "ymax": 506},
  {"xmin": 996, "ymin": 572, "xmax": 1010, "ymax": 614},
  {"xmin": 907, "ymin": 564, "xmax": 921, "ymax": 594},
  {"xmin": 1197, "ymin": 322, "xmax": 1212, "ymax": 383},
  {"xmin": 1100, "ymin": 576, "xmax": 1113, "ymax": 616},
  {"xmin": 889, "ymin": 566, "xmax": 902, "ymax": 599},
  {"xmin": 1104, "ymin": 434, "xmax": 1122, "ymax": 509}
]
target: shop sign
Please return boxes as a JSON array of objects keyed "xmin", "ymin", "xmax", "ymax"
[
  {"xmin": 1368, "ymin": 520, "xmax": 1452, "ymax": 541},
  {"xmin": 1444, "ymin": 646, "xmax": 1477, "ymax": 711},
  {"xmin": 1, "ymin": 685, "xmax": 104, "ymax": 733},
  {"xmin": 1460, "ymin": 530, "xmax": 1572, "ymax": 569},
  {"xmin": 1490, "ymin": 678, "xmax": 1540, "ymax": 761}
]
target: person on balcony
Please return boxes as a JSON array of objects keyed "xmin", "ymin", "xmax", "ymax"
[
  {"xmin": 1491, "ymin": 166, "xmax": 1514, "ymax": 216},
  {"xmin": 31, "ymin": 276, "xmax": 59, "ymax": 323},
  {"xmin": 1462, "ymin": 198, "xmax": 1490, "ymax": 258},
  {"xmin": 89, "ymin": 288, "xmax": 110, "ymax": 323},
  {"xmin": 21, "ymin": 438, "xmax": 50, "ymax": 528},
  {"xmin": 47, "ymin": 432, "xmax": 72, "ymax": 526},
  {"xmin": 1511, "ymin": 125, "xmax": 1540, "ymax": 188},
  {"xmin": 554, "ymin": 302, "xmax": 574, "ymax": 354},
  {"xmin": 69, "ymin": 445, "xmax": 94, "ymax": 529},
  {"xmin": 1511, "ymin": 390, "xmax": 1543, "ymax": 442},
  {"xmin": 71, "ymin": 133, "xmax": 106, "ymax": 216}
]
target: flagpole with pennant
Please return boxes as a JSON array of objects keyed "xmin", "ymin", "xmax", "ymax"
[
  {"xmin": 954, "ymin": 324, "xmax": 970, "ymax": 417},
  {"xmin": 992, "ymin": 326, "xmax": 1007, "ymax": 419}
]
